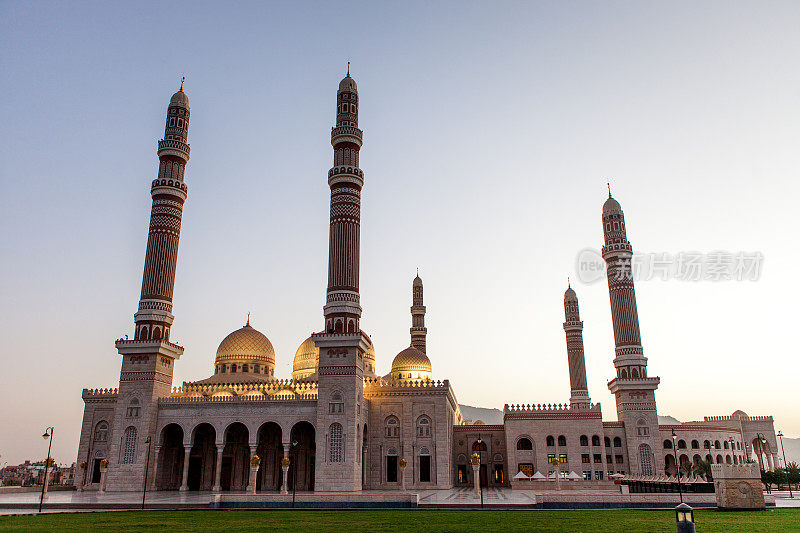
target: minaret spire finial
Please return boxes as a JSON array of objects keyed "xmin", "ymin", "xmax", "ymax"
[
  {"xmin": 607, "ymin": 181, "xmax": 612, "ymax": 198},
  {"xmin": 568, "ymin": 276, "xmax": 570, "ymax": 288},
  {"xmin": 180, "ymin": 76, "xmax": 185, "ymax": 92},
  {"xmin": 246, "ymin": 312, "xmax": 250, "ymax": 327},
  {"xmin": 347, "ymin": 61, "xmax": 350, "ymax": 77}
]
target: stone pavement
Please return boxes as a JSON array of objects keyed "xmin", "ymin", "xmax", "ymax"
[{"xmin": 0, "ymin": 487, "xmax": 788, "ymax": 514}]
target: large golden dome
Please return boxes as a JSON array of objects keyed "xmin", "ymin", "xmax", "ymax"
[
  {"xmin": 215, "ymin": 322, "xmax": 275, "ymax": 367},
  {"xmin": 292, "ymin": 336, "xmax": 319, "ymax": 380},
  {"xmin": 391, "ymin": 346, "xmax": 432, "ymax": 380}
]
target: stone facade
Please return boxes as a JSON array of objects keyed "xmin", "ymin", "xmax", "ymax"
[{"xmin": 75, "ymin": 72, "xmax": 778, "ymax": 495}]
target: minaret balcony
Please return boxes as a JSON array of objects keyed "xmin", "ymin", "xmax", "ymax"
[
  {"xmin": 331, "ymin": 126, "xmax": 363, "ymax": 146},
  {"xmin": 157, "ymin": 139, "xmax": 191, "ymax": 160}
]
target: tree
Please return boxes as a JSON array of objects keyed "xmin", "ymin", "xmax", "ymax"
[
  {"xmin": 785, "ymin": 462, "xmax": 800, "ymax": 487},
  {"xmin": 693, "ymin": 460, "xmax": 713, "ymax": 482}
]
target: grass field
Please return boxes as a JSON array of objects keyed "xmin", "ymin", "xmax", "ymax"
[{"xmin": 0, "ymin": 509, "xmax": 798, "ymax": 532}]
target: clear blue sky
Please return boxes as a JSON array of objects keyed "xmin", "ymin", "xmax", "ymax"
[{"xmin": 1, "ymin": 1, "xmax": 799, "ymax": 465}]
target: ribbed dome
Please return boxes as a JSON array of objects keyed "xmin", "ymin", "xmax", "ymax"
[
  {"xmin": 215, "ymin": 323, "xmax": 274, "ymax": 366},
  {"xmin": 170, "ymin": 88, "xmax": 189, "ymax": 108},
  {"xmin": 391, "ymin": 346, "xmax": 432, "ymax": 380},
  {"xmin": 413, "ymin": 275, "xmax": 423, "ymax": 287},
  {"xmin": 292, "ymin": 336, "xmax": 319, "ymax": 380},
  {"xmin": 603, "ymin": 196, "xmax": 622, "ymax": 214},
  {"xmin": 339, "ymin": 74, "xmax": 357, "ymax": 93}
]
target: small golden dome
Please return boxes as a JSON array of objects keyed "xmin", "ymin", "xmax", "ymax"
[
  {"xmin": 292, "ymin": 336, "xmax": 319, "ymax": 380},
  {"xmin": 215, "ymin": 322, "xmax": 275, "ymax": 366},
  {"xmin": 391, "ymin": 346, "xmax": 432, "ymax": 380}
]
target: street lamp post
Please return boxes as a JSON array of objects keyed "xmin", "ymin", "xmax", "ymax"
[
  {"xmin": 141, "ymin": 436, "xmax": 152, "ymax": 510},
  {"xmin": 39, "ymin": 427, "xmax": 54, "ymax": 513},
  {"xmin": 291, "ymin": 440, "xmax": 298, "ymax": 509},
  {"xmin": 777, "ymin": 431, "xmax": 792, "ymax": 498},
  {"xmin": 476, "ymin": 435, "xmax": 484, "ymax": 508},
  {"xmin": 671, "ymin": 430, "xmax": 683, "ymax": 504}
]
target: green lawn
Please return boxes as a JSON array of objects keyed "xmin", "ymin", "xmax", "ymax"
[{"xmin": 0, "ymin": 509, "xmax": 797, "ymax": 532}]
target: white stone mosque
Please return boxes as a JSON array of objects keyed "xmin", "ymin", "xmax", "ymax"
[{"xmin": 75, "ymin": 71, "xmax": 779, "ymax": 494}]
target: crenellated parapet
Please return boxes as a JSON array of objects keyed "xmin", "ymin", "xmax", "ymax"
[
  {"xmin": 159, "ymin": 392, "xmax": 318, "ymax": 405},
  {"xmin": 82, "ymin": 388, "xmax": 119, "ymax": 403},
  {"xmin": 704, "ymin": 415, "xmax": 773, "ymax": 422},
  {"xmin": 176, "ymin": 378, "xmax": 318, "ymax": 398},
  {"xmin": 504, "ymin": 402, "xmax": 602, "ymax": 420}
]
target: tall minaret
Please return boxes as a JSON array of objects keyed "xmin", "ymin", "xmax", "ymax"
[
  {"xmin": 313, "ymin": 66, "xmax": 371, "ymax": 491},
  {"xmin": 410, "ymin": 272, "xmax": 427, "ymax": 353},
  {"xmin": 563, "ymin": 283, "xmax": 590, "ymax": 408},
  {"xmin": 602, "ymin": 189, "xmax": 661, "ymax": 476},
  {"xmin": 107, "ymin": 83, "xmax": 189, "ymax": 491},
  {"xmin": 134, "ymin": 80, "xmax": 191, "ymax": 342},
  {"xmin": 323, "ymin": 63, "xmax": 364, "ymax": 335}
]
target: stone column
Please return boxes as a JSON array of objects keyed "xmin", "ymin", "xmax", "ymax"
[
  {"xmin": 179, "ymin": 445, "xmax": 191, "ymax": 491},
  {"xmin": 246, "ymin": 445, "xmax": 257, "ymax": 493},
  {"xmin": 400, "ymin": 458, "xmax": 407, "ymax": 491},
  {"xmin": 151, "ymin": 446, "xmax": 162, "ymax": 490},
  {"xmin": 212, "ymin": 445, "xmax": 224, "ymax": 492},
  {"xmin": 472, "ymin": 463, "xmax": 480, "ymax": 498},
  {"xmin": 281, "ymin": 457, "xmax": 290, "ymax": 494},
  {"xmin": 42, "ymin": 466, "xmax": 51, "ymax": 500},
  {"xmin": 77, "ymin": 462, "xmax": 87, "ymax": 492},
  {"xmin": 98, "ymin": 463, "xmax": 108, "ymax": 494}
]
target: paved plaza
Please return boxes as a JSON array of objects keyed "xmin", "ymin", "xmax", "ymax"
[{"xmin": 0, "ymin": 488, "xmax": 792, "ymax": 514}]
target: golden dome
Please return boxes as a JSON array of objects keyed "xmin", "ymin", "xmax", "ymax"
[
  {"xmin": 292, "ymin": 336, "xmax": 319, "ymax": 380},
  {"xmin": 391, "ymin": 346, "xmax": 432, "ymax": 380},
  {"xmin": 215, "ymin": 322, "xmax": 275, "ymax": 366}
]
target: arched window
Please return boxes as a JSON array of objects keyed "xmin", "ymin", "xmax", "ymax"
[
  {"xmin": 416, "ymin": 416, "xmax": 431, "ymax": 437},
  {"xmin": 703, "ymin": 440, "xmax": 711, "ymax": 449},
  {"xmin": 122, "ymin": 426, "xmax": 137, "ymax": 464},
  {"xmin": 231, "ymin": 364, "xmax": 237, "ymax": 373},
  {"xmin": 613, "ymin": 437, "xmax": 622, "ymax": 448},
  {"xmin": 126, "ymin": 398, "xmax": 140, "ymax": 418},
  {"xmin": 329, "ymin": 423, "xmax": 343, "ymax": 463},
  {"xmin": 592, "ymin": 435, "xmax": 601, "ymax": 447},
  {"xmin": 678, "ymin": 440, "xmax": 686, "ymax": 449},
  {"xmin": 663, "ymin": 439, "xmax": 672, "ymax": 450},
  {"xmin": 557, "ymin": 435, "xmax": 567, "ymax": 447},
  {"xmin": 385, "ymin": 416, "xmax": 399, "ymax": 438},
  {"xmin": 638, "ymin": 444, "xmax": 653, "ymax": 475},
  {"xmin": 691, "ymin": 440, "xmax": 699, "ymax": 449},
  {"xmin": 329, "ymin": 391, "xmax": 344, "ymax": 414},
  {"xmin": 516, "ymin": 437, "xmax": 533, "ymax": 450},
  {"xmin": 620, "ymin": 369, "xmax": 628, "ymax": 379},
  {"xmin": 580, "ymin": 435, "xmax": 589, "ymax": 447},
  {"xmin": 242, "ymin": 364, "xmax": 248, "ymax": 373},
  {"xmin": 723, "ymin": 440, "xmax": 729, "ymax": 449},
  {"xmin": 714, "ymin": 440, "xmax": 721, "ymax": 449},
  {"xmin": 631, "ymin": 368, "xmax": 639, "ymax": 378},
  {"xmin": 94, "ymin": 421, "xmax": 108, "ymax": 442},
  {"xmin": 604, "ymin": 437, "xmax": 611, "ymax": 448},
  {"xmin": 546, "ymin": 435, "xmax": 555, "ymax": 447},
  {"xmin": 472, "ymin": 440, "xmax": 487, "ymax": 452}
]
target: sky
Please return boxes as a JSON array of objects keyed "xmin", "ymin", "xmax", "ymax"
[{"xmin": 1, "ymin": 1, "xmax": 799, "ymax": 466}]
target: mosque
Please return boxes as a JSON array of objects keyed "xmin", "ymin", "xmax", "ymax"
[{"xmin": 75, "ymin": 71, "xmax": 779, "ymax": 493}]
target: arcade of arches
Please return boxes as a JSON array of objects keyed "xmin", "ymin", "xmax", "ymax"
[{"xmin": 155, "ymin": 421, "xmax": 315, "ymax": 492}]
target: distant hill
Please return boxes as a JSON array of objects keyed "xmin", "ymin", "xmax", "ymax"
[
  {"xmin": 658, "ymin": 415, "xmax": 681, "ymax": 425},
  {"xmin": 459, "ymin": 405, "xmax": 503, "ymax": 425}
]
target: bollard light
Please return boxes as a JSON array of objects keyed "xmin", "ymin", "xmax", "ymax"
[{"xmin": 674, "ymin": 503, "xmax": 695, "ymax": 533}]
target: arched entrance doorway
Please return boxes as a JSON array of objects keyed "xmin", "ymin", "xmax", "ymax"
[
  {"xmin": 156, "ymin": 424, "xmax": 184, "ymax": 490},
  {"xmin": 221, "ymin": 422, "xmax": 250, "ymax": 491},
  {"xmin": 256, "ymin": 422, "xmax": 282, "ymax": 491},
  {"xmin": 187, "ymin": 423, "xmax": 216, "ymax": 491},
  {"xmin": 289, "ymin": 421, "xmax": 315, "ymax": 491}
]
